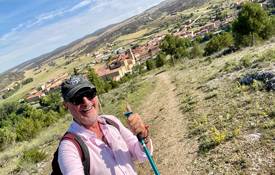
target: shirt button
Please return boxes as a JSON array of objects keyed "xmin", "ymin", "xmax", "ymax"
[
  {"xmin": 118, "ymin": 136, "xmax": 121, "ymax": 140},
  {"xmin": 125, "ymin": 171, "xmax": 127, "ymax": 174}
]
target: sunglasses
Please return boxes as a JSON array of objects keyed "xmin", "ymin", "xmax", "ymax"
[{"xmin": 66, "ymin": 88, "xmax": 96, "ymax": 106}]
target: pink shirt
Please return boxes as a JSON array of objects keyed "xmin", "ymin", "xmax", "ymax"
[{"xmin": 58, "ymin": 115, "xmax": 153, "ymax": 175}]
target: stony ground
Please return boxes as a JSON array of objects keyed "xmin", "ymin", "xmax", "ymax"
[{"xmin": 134, "ymin": 71, "xmax": 198, "ymax": 175}]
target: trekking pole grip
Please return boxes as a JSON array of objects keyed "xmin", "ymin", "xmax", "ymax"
[
  {"xmin": 124, "ymin": 111, "xmax": 143, "ymax": 142},
  {"xmin": 124, "ymin": 111, "xmax": 160, "ymax": 175}
]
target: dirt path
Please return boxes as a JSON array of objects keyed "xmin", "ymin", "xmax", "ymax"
[{"xmin": 135, "ymin": 71, "xmax": 198, "ymax": 175}]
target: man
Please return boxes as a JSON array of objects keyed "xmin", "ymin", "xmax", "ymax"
[{"xmin": 59, "ymin": 74, "xmax": 153, "ymax": 175}]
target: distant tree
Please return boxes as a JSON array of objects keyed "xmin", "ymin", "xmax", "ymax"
[
  {"xmin": 189, "ymin": 41, "xmax": 203, "ymax": 59},
  {"xmin": 203, "ymin": 32, "xmax": 214, "ymax": 42},
  {"xmin": 110, "ymin": 79, "xmax": 119, "ymax": 89},
  {"xmin": 16, "ymin": 117, "xmax": 42, "ymax": 141},
  {"xmin": 175, "ymin": 22, "xmax": 181, "ymax": 29},
  {"xmin": 224, "ymin": 22, "xmax": 233, "ymax": 32},
  {"xmin": 73, "ymin": 68, "xmax": 79, "ymax": 75},
  {"xmin": 87, "ymin": 67, "xmax": 105, "ymax": 96},
  {"xmin": 195, "ymin": 36, "xmax": 203, "ymax": 43},
  {"xmin": 204, "ymin": 32, "xmax": 234, "ymax": 56},
  {"xmin": 232, "ymin": 2, "xmax": 273, "ymax": 46},
  {"xmin": 219, "ymin": 32, "xmax": 234, "ymax": 48},
  {"xmin": 108, "ymin": 56, "xmax": 116, "ymax": 63},
  {"xmin": 221, "ymin": 12, "xmax": 227, "ymax": 21},
  {"xmin": 160, "ymin": 34, "xmax": 188, "ymax": 67},
  {"xmin": 146, "ymin": 60, "xmax": 156, "ymax": 71},
  {"xmin": 133, "ymin": 65, "xmax": 144, "ymax": 75},
  {"xmin": 184, "ymin": 38, "xmax": 192, "ymax": 48},
  {"xmin": 39, "ymin": 92, "xmax": 61, "ymax": 107},
  {"xmin": 204, "ymin": 36, "xmax": 220, "ymax": 56},
  {"xmin": 132, "ymin": 44, "xmax": 139, "ymax": 49},
  {"xmin": 155, "ymin": 51, "xmax": 167, "ymax": 68},
  {"xmin": 21, "ymin": 78, "xmax": 33, "ymax": 85},
  {"xmin": 119, "ymin": 76, "xmax": 130, "ymax": 84},
  {"xmin": 0, "ymin": 127, "xmax": 16, "ymax": 150},
  {"xmin": 104, "ymin": 82, "xmax": 112, "ymax": 92}
]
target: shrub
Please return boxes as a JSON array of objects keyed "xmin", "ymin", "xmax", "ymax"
[
  {"xmin": 21, "ymin": 148, "xmax": 47, "ymax": 163},
  {"xmin": 199, "ymin": 139, "xmax": 216, "ymax": 155},
  {"xmin": 222, "ymin": 61, "xmax": 238, "ymax": 71},
  {"xmin": 146, "ymin": 59, "xmax": 156, "ymax": 70},
  {"xmin": 240, "ymin": 55, "xmax": 252, "ymax": 67},
  {"xmin": 205, "ymin": 91, "xmax": 218, "ymax": 100},
  {"xmin": 155, "ymin": 51, "xmax": 167, "ymax": 68},
  {"xmin": 17, "ymin": 148, "xmax": 47, "ymax": 171}
]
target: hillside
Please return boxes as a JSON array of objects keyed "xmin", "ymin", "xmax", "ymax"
[
  {"xmin": 1, "ymin": 0, "xmax": 275, "ymax": 174},
  {"xmin": 0, "ymin": 0, "xmax": 213, "ymax": 102},
  {"xmin": 1, "ymin": 38, "xmax": 275, "ymax": 174},
  {"xmin": 3, "ymin": 0, "xmax": 208, "ymax": 74}
]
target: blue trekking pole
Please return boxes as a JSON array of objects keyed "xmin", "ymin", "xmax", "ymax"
[{"xmin": 124, "ymin": 111, "xmax": 160, "ymax": 175}]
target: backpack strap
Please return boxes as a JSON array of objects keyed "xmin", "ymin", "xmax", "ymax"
[
  {"xmin": 61, "ymin": 132, "xmax": 90, "ymax": 175},
  {"xmin": 52, "ymin": 118, "xmax": 119, "ymax": 175},
  {"xmin": 102, "ymin": 117, "xmax": 120, "ymax": 131}
]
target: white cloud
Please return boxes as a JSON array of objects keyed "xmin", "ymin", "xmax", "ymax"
[
  {"xmin": 0, "ymin": 0, "xmax": 92, "ymax": 42},
  {"xmin": 68, "ymin": 0, "xmax": 92, "ymax": 12},
  {"xmin": 0, "ymin": 23, "xmax": 24, "ymax": 41},
  {"xmin": 0, "ymin": 0, "xmax": 166, "ymax": 73}
]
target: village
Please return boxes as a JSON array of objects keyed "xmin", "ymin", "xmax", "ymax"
[{"xmin": 1, "ymin": 0, "xmax": 270, "ymax": 104}]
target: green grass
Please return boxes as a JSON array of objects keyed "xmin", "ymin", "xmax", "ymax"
[
  {"xmin": 167, "ymin": 40, "xmax": 275, "ymax": 174},
  {"xmin": 100, "ymin": 75, "xmax": 156, "ymax": 126}
]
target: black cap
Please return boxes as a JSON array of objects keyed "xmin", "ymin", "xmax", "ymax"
[{"xmin": 61, "ymin": 75, "xmax": 95, "ymax": 99}]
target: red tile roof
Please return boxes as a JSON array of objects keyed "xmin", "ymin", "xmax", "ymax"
[{"xmin": 26, "ymin": 93, "xmax": 44, "ymax": 100}]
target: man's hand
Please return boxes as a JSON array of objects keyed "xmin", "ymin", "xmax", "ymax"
[{"xmin": 126, "ymin": 105, "xmax": 146, "ymax": 137}]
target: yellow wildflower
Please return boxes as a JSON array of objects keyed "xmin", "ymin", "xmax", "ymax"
[
  {"xmin": 204, "ymin": 115, "xmax": 208, "ymax": 124},
  {"xmin": 226, "ymin": 114, "xmax": 230, "ymax": 120}
]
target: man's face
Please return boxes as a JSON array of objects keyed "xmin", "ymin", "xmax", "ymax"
[{"xmin": 63, "ymin": 88, "xmax": 99, "ymax": 127}]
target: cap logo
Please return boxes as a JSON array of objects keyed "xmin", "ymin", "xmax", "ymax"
[{"xmin": 70, "ymin": 77, "xmax": 80, "ymax": 85}]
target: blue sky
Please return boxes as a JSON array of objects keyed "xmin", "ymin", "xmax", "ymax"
[{"xmin": 0, "ymin": 0, "xmax": 165, "ymax": 74}]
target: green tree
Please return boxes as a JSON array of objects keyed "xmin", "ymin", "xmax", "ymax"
[
  {"xmin": 146, "ymin": 60, "xmax": 156, "ymax": 70},
  {"xmin": 204, "ymin": 32, "xmax": 234, "ymax": 56},
  {"xmin": 110, "ymin": 79, "xmax": 119, "ymax": 89},
  {"xmin": 87, "ymin": 67, "xmax": 105, "ymax": 96},
  {"xmin": 189, "ymin": 41, "xmax": 203, "ymax": 59},
  {"xmin": 73, "ymin": 68, "xmax": 79, "ymax": 75},
  {"xmin": 204, "ymin": 36, "xmax": 220, "ymax": 56},
  {"xmin": 16, "ymin": 118, "xmax": 42, "ymax": 141},
  {"xmin": 21, "ymin": 78, "xmax": 33, "ymax": 85},
  {"xmin": 175, "ymin": 22, "xmax": 181, "ymax": 29},
  {"xmin": 184, "ymin": 38, "xmax": 192, "ymax": 48},
  {"xmin": 219, "ymin": 32, "xmax": 234, "ymax": 48},
  {"xmin": 160, "ymin": 34, "xmax": 188, "ymax": 67},
  {"xmin": 232, "ymin": 2, "xmax": 273, "ymax": 46},
  {"xmin": 195, "ymin": 36, "xmax": 203, "ymax": 43},
  {"xmin": 104, "ymin": 82, "xmax": 112, "ymax": 92},
  {"xmin": 155, "ymin": 51, "xmax": 167, "ymax": 68},
  {"xmin": 108, "ymin": 56, "xmax": 116, "ymax": 63},
  {"xmin": 0, "ymin": 127, "xmax": 16, "ymax": 150},
  {"xmin": 160, "ymin": 34, "xmax": 176, "ymax": 67},
  {"xmin": 133, "ymin": 65, "xmax": 144, "ymax": 75}
]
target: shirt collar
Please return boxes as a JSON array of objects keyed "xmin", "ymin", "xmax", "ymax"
[{"xmin": 69, "ymin": 116, "xmax": 107, "ymax": 140}]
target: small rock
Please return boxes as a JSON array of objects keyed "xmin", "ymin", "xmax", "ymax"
[{"xmin": 245, "ymin": 133, "xmax": 261, "ymax": 141}]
